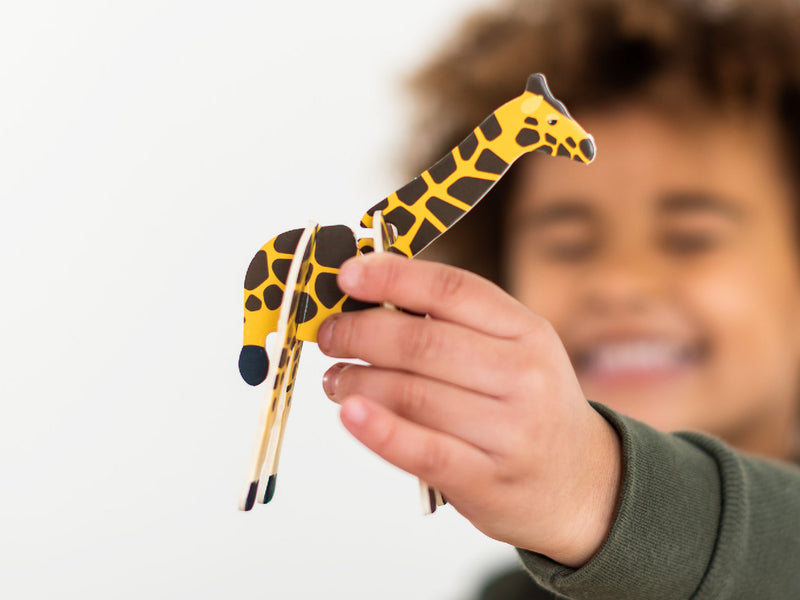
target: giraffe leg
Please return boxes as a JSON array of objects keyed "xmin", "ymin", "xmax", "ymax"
[
  {"xmin": 371, "ymin": 211, "xmax": 443, "ymax": 515},
  {"xmin": 259, "ymin": 339, "xmax": 304, "ymax": 504},
  {"xmin": 239, "ymin": 223, "xmax": 318, "ymax": 511},
  {"xmin": 420, "ymin": 480, "xmax": 437, "ymax": 515}
]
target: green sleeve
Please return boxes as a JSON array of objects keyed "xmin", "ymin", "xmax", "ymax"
[{"xmin": 517, "ymin": 403, "xmax": 800, "ymax": 599}]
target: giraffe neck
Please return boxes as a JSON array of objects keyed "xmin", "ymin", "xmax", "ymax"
[{"xmin": 359, "ymin": 94, "xmax": 547, "ymax": 258}]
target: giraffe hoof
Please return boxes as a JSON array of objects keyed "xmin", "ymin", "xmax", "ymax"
[
  {"xmin": 239, "ymin": 345, "xmax": 269, "ymax": 386},
  {"xmin": 263, "ymin": 475, "xmax": 277, "ymax": 504}
]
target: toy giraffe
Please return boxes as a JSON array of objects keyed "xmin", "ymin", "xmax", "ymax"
[{"xmin": 238, "ymin": 73, "xmax": 596, "ymax": 512}]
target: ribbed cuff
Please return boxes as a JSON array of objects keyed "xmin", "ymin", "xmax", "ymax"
[{"xmin": 517, "ymin": 403, "xmax": 722, "ymax": 599}]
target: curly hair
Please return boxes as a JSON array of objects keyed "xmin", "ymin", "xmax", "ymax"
[{"xmin": 408, "ymin": 0, "xmax": 800, "ymax": 285}]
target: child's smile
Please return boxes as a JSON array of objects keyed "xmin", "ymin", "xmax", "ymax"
[
  {"xmin": 571, "ymin": 333, "xmax": 708, "ymax": 387},
  {"xmin": 505, "ymin": 102, "xmax": 800, "ymax": 459}
]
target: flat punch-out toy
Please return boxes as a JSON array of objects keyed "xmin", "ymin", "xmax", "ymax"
[{"xmin": 237, "ymin": 73, "xmax": 596, "ymax": 512}]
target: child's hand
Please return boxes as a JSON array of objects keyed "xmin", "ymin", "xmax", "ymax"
[{"xmin": 317, "ymin": 253, "xmax": 621, "ymax": 568}]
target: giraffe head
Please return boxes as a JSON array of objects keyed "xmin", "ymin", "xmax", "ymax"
[{"xmin": 518, "ymin": 73, "xmax": 596, "ymax": 163}]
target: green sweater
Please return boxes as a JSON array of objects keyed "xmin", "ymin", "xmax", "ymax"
[{"xmin": 481, "ymin": 403, "xmax": 800, "ymax": 599}]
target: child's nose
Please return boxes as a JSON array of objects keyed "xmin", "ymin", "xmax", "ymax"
[{"xmin": 581, "ymin": 250, "xmax": 665, "ymax": 314}]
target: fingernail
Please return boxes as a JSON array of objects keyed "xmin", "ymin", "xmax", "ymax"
[
  {"xmin": 338, "ymin": 258, "xmax": 364, "ymax": 292},
  {"xmin": 341, "ymin": 398, "xmax": 368, "ymax": 426},
  {"xmin": 322, "ymin": 363, "xmax": 349, "ymax": 398},
  {"xmin": 317, "ymin": 314, "xmax": 341, "ymax": 352}
]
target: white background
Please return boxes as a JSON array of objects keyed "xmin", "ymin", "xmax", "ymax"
[{"xmin": 0, "ymin": 1, "xmax": 518, "ymax": 598}]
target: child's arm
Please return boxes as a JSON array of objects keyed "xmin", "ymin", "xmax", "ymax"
[{"xmin": 316, "ymin": 252, "xmax": 622, "ymax": 568}]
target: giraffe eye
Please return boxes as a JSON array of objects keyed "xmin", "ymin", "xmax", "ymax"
[{"xmin": 547, "ymin": 118, "xmax": 558, "ymax": 126}]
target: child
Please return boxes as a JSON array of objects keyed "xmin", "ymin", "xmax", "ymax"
[{"xmin": 319, "ymin": 0, "xmax": 800, "ymax": 597}]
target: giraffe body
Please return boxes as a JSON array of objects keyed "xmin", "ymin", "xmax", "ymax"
[
  {"xmin": 238, "ymin": 73, "xmax": 596, "ymax": 387},
  {"xmin": 238, "ymin": 225, "xmax": 374, "ymax": 385}
]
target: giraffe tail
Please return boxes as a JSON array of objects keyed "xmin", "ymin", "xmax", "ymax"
[{"xmin": 239, "ymin": 345, "xmax": 269, "ymax": 386}]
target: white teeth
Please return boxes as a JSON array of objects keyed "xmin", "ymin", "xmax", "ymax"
[{"xmin": 585, "ymin": 341, "xmax": 686, "ymax": 374}]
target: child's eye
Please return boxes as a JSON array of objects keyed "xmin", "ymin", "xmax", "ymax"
[
  {"xmin": 660, "ymin": 231, "xmax": 720, "ymax": 254},
  {"xmin": 542, "ymin": 239, "xmax": 596, "ymax": 261}
]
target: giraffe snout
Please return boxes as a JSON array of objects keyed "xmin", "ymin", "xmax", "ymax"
[{"xmin": 579, "ymin": 137, "xmax": 596, "ymax": 162}]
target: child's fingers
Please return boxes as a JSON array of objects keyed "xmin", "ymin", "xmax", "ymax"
[
  {"xmin": 323, "ymin": 363, "xmax": 506, "ymax": 452},
  {"xmin": 337, "ymin": 253, "xmax": 535, "ymax": 339},
  {"xmin": 339, "ymin": 395, "xmax": 495, "ymax": 495},
  {"xmin": 318, "ymin": 308, "xmax": 529, "ymax": 398}
]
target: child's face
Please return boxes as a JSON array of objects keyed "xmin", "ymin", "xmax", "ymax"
[{"xmin": 505, "ymin": 103, "xmax": 800, "ymax": 457}]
